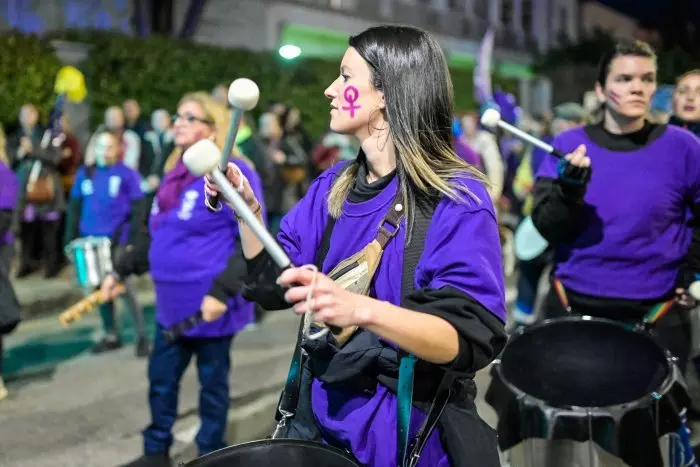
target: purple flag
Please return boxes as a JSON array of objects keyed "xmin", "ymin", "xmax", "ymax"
[{"xmin": 474, "ymin": 27, "xmax": 495, "ymax": 105}]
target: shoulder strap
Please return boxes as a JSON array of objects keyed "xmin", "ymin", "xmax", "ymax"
[
  {"xmin": 397, "ymin": 200, "xmax": 435, "ymax": 467},
  {"xmin": 272, "ymin": 165, "xmax": 346, "ymax": 436}
]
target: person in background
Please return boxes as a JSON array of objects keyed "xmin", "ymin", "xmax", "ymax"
[
  {"xmin": 510, "ymin": 103, "xmax": 586, "ymax": 327},
  {"xmin": 86, "ymin": 107, "xmax": 141, "ymax": 171},
  {"xmin": 124, "ymin": 99, "xmax": 150, "ymax": 141},
  {"xmin": 235, "ymin": 115, "xmax": 265, "ymax": 171},
  {"xmin": 211, "ymin": 84, "xmax": 228, "ymax": 107},
  {"xmin": 452, "ymin": 116, "xmax": 481, "ymax": 167},
  {"xmin": 141, "ymin": 110, "xmax": 175, "ymax": 206},
  {"xmin": 6, "ymin": 103, "xmax": 43, "ymax": 170},
  {"xmin": 56, "ymin": 114, "xmax": 81, "ymax": 263},
  {"xmin": 65, "ymin": 130, "xmax": 149, "ymax": 356},
  {"xmin": 311, "ymin": 128, "xmax": 360, "ymax": 177},
  {"xmin": 670, "ymin": 70, "xmax": 700, "ymax": 134},
  {"xmin": 532, "ymin": 40, "xmax": 699, "ymax": 376},
  {"xmin": 13, "ymin": 106, "xmax": 65, "ymax": 278},
  {"xmin": 0, "ymin": 125, "xmax": 20, "ymax": 401},
  {"xmin": 462, "ymin": 110, "xmax": 504, "ymax": 204},
  {"xmin": 101, "ymin": 92, "xmax": 266, "ymax": 467}
]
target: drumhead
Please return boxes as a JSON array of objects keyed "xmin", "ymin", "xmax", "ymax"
[
  {"xmin": 498, "ymin": 317, "xmax": 671, "ymax": 408},
  {"xmin": 184, "ymin": 439, "xmax": 361, "ymax": 467},
  {"xmin": 514, "ymin": 216, "xmax": 549, "ymax": 261}
]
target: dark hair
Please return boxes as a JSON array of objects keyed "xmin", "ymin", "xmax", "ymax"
[
  {"xmin": 327, "ymin": 25, "xmax": 485, "ymax": 233},
  {"xmin": 596, "ymin": 39, "xmax": 657, "ymax": 86}
]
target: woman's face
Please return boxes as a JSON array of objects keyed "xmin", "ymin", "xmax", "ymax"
[
  {"xmin": 673, "ymin": 73, "xmax": 700, "ymax": 122},
  {"xmin": 286, "ymin": 108, "xmax": 301, "ymax": 130},
  {"xmin": 596, "ymin": 55, "xmax": 656, "ymax": 120},
  {"xmin": 20, "ymin": 105, "xmax": 38, "ymax": 128},
  {"xmin": 324, "ymin": 47, "xmax": 385, "ymax": 139},
  {"xmin": 173, "ymin": 100, "xmax": 214, "ymax": 148},
  {"xmin": 94, "ymin": 133, "xmax": 118, "ymax": 166}
]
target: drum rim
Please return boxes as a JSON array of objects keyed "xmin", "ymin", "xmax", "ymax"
[
  {"xmin": 184, "ymin": 438, "xmax": 359, "ymax": 466},
  {"xmin": 494, "ymin": 315, "xmax": 676, "ymax": 413}
]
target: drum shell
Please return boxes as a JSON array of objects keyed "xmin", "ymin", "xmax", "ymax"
[
  {"xmin": 485, "ymin": 317, "xmax": 691, "ymax": 467},
  {"xmin": 183, "ymin": 439, "xmax": 361, "ymax": 467},
  {"xmin": 65, "ymin": 237, "xmax": 114, "ymax": 290}
]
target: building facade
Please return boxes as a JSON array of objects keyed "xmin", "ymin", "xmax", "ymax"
[{"xmin": 1, "ymin": 0, "xmax": 581, "ymax": 113}]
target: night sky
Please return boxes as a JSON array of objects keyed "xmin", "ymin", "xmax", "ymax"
[{"xmin": 596, "ymin": 0, "xmax": 700, "ymax": 25}]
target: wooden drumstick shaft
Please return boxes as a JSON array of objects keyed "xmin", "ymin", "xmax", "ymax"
[{"xmin": 58, "ymin": 283, "xmax": 126, "ymax": 326}]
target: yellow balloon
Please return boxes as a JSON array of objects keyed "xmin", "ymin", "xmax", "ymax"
[{"xmin": 54, "ymin": 66, "xmax": 87, "ymax": 103}]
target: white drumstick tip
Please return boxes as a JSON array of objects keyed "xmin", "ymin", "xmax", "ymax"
[
  {"xmin": 228, "ymin": 78, "xmax": 260, "ymax": 111},
  {"xmin": 689, "ymin": 281, "xmax": 700, "ymax": 301},
  {"xmin": 480, "ymin": 108, "xmax": 502, "ymax": 129},
  {"xmin": 182, "ymin": 139, "xmax": 221, "ymax": 176}
]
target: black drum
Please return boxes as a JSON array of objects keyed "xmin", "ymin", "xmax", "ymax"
[
  {"xmin": 183, "ymin": 439, "xmax": 361, "ymax": 467},
  {"xmin": 486, "ymin": 317, "xmax": 690, "ymax": 467}
]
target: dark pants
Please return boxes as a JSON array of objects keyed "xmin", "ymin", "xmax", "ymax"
[
  {"xmin": 144, "ymin": 324, "xmax": 233, "ymax": 456},
  {"xmin": 20, "ymin": 220, "xmax": 61, "ymax": 274},
  {"xmin": 542, "ymin": 286, "xmax": 692, "ymax": 371},
  {"xmin": 513, "ymin": 251, "xmax": 551, "ymax": 323}
]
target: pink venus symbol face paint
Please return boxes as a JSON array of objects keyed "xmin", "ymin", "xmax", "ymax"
[{"xmin": 342, "ymin": 86, "xmax": 361, "ymax": 118}]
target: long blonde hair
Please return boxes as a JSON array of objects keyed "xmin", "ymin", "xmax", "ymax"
[
  {"xmin": 327, "ymin": 26, "xmax": 487, "ymax": 236},
  {"xmin": 0, "ymin": 125, "xmax": 7, "ymax": 166},
  {"xmin": 164, "ymin": 92, "xmax": 249, "ymax": 173}
]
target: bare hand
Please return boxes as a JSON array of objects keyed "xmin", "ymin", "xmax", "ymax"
[
  {"xmin": 204, "ymin": 162, "xmax": 259, "ymax": 211},
  {"xmin": 676, "ymin": 288, "xmax": 696, "ymax": 309},
  {"xmin": 278, "ymin": 268, "xmax": 373, "ymax": 328},
  {"xmin": 147, "ymin": 175, "xmax": 160, "ymax": 190},
  {"xmin": 62, "ymin": 148, "xmax": 72, "ymax": 159},
  {"xmin": 564, "ymin": 144, "xmax": 590, "ymax": 168},
  {"xmin": 272, "ymin": 150, "xmax": 286, "ymax": 165},
  {"xmin": 20, "ymin": 137, "xmax": 33, "ymax": 154},
  {"xmin": 201, "ymin": 295, "xmax": 227, "ymax": 322},
  {"xmin": 100, "ymin": 274, "xmax": 121, "ymax": 301}
]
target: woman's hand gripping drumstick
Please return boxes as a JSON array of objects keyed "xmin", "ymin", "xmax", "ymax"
[{"xmin": 58, "ymin": 278, "xmax": 126, "ymax": 326}]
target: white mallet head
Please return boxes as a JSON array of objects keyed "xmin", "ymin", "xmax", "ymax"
[
  {"xmin": 480, "ymin": 108, "xmax": 502, "ymax": 129},
  {"xmin": 182, "ymin": 139, "xmax": 221, "ymax": 176},
  {"xmin": 228, "ymin": 78, "xmax": 260, "ymax": 111},
  {"xmin": 689, "ymin": 281, "xmax": 700, "ymax": 301}
]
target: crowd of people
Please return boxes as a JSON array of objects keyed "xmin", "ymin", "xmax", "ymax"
[{"xmin": 0, "ymin": 23, "xmax": 699, "ymax": 467}]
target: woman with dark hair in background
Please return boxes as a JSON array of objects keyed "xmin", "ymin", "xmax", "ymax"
[
  {"xmin": 207, "ymin": 25, "xmax": 506, "ymax": 467},
  {"xmin": 532, "ymin": 40, "xmax": 700, "ymax": 373}
]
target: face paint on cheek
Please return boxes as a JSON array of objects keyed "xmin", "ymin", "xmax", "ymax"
[
  {"xmin": 607, "ymin": 90, "xmax": 622, "ymax": 106},
  {"xmin": 342, "ymin": 86, "xmax": 361, "ymax": 118}
]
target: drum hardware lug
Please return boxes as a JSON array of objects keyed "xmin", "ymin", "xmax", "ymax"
[{"xmin": 272, "ymin": 410, "xmax": 293, "ymax": 439}]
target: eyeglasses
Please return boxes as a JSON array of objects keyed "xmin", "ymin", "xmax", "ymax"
[{"xmin": 172, "ymin": 113, "xmax": 214, "ymax": 125}]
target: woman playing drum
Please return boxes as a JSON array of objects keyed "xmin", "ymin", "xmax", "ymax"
[
  {"xmin": 532, "ymin": 39, "xmax": 700, "ymax": 370},
  {"xmin": 207, "ymin": 25, "xmax": 507, "ymax": 467},
  {"xmin": 101, "ymin": 92, "xmax": 266, "ymax": 467}
]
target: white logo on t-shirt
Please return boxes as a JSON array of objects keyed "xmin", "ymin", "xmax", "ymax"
[
  {"xmin": 177, "ymin": 189, "xmax": 199, "ymax": 220},
  {"xmin": 108, "ymin": 176, "xmax": 122, "ymax": 198},
  {"xmin": 81, "ymin": 179, "xmax": 94, "ymax": 196}
]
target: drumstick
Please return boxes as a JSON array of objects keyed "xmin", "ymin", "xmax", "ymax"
[
  {"xmin": 480, "ymin": 108, "xmax": 566, "ymax": 159},
  {"xmin": 205, "ymin": 78, "xmax": 260, "ymax": 213},
  {"xmin": 58, "ymin": 284, "xmax": 126, "ymax": 326}
]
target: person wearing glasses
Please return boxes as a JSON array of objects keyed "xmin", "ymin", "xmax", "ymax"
[{"xmin": 100, "ymin": 92, "xmax": 266, "ymax": 467}]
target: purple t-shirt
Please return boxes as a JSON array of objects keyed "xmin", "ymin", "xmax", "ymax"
[
  {"xmin": 537, "ymin": 125, "xmax": 700, "ymax": 299},
  {"xmin": 148, "ymin": 159, "xmax": 266, "ymax": 338},
  {"xmin": 0, "ymin": 162, "xmax": 19, "ymax": 245},
  {"xmin": 277, "ymin": 163, "xmax": 506, "ymax": 467},
  {"xmin": 70, "ymin": 163, "xmax": 143, "ymax": 244}
]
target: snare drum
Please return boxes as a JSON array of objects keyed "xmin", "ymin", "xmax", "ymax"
[
  {"xmin": 486, "ymin": 317, "xmax": 691, "ymax": 467},
  {"xmin": 183, "ymin": 439, "xmax": 361, "ymax": 467},
  {"xmin": 65, "ymin": 236, "xmax": 114, "ymax": 291}
]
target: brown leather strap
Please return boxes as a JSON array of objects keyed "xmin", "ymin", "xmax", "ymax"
[{"xmin": 376, "ymin": 191, "xmax": 405, "ymax": 248}]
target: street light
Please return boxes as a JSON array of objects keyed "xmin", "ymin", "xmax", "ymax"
[{"xmin": 278, "ymin": 44, "xmax": 302, "ymax": 60}]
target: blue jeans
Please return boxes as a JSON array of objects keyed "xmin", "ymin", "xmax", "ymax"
[{"xmin": 144, "ymin": 324, "xmax": 233, "ymax": 456}]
